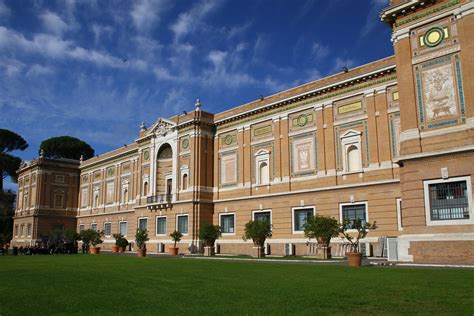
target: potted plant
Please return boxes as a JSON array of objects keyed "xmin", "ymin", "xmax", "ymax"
[
  {"xmin": 199, "ymin": 224, "xmax": 221, "ymax": 256},
  {"xmin": 117, "ymin": 237, "xmax": 128, "ymax": 253},
  {"xmin": 135, "ymin": 228, "xmax": 149, "ymax": 257},
  {"xmin": 112, "ymin": 233, "xmax": 122, "ymax": 253},
  {"xmin": 339, "ymin": 218, "xmax": 377, "ymax": 267},
  {"xmin": 303, "ymin": 215, "xmax": 339, "ymax": 259},
  {"xmin": 169, "ymin": 230, "xmax": 183, "ymax": 255},
  {"xmin": 242, "ymin": 220, "xmax": 272, "ymax": 258},
  {"xmin": 79, "ymin": 229, "xmax": 103, "ymax": 254}
]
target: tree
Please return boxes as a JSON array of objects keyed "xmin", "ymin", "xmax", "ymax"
[
  {"xmin": 39, "ymin": 136, "xmax": 94, "ymax": 161},
  {"xmin": 303, "ymin": 215, "xmax": 340, "ymax": 247},
  {"xmin": 199, "ymin": 224, "xmax": 221, "ymax": 247},
  {"xmin": 0, "ymin": 190, "xmax": 15, "ymax": 245},
  {"xmin": 242, "ymin": 220, "xmax": 272, "ymax": 248},
  {"xmin": 0, "ymin": 129, "xmax": 28, "ymax": 192}
]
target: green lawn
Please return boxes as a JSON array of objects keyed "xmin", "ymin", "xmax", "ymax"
[{"xmin": 0, "ymin": 255, "xmax": 472, "ymax": 315}]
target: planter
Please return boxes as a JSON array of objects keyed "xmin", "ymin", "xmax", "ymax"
[
  {"xmin": 252, "ymin": 246, "xmax": 265, "ymax": 258},
  {"xmin": 168, "ymin": 246, "xmax": 179, "ymax": 256},
  {"xmin": 346, "ymin": 252, "xmax": 363, "ymax": 267},
  {"xmin": 90, "ymin": 246, "xmax": 101, "ymax": 255},
  {"xmin": 119, "ymin": 246, "xmax": 126, "ymax": 253},
  {"xmin": 137, "ymin": 248, "xmax": 146, "ymax": 257},
  {"xmin": 112, "ymin": 245, "xmax": 119, "ymax": 253},
  {"xmin": 203, "ymin": 246, "xmax": 214, "ymax": 257},
  {"xmin": 315, "ymin": 245, "xmax": 332, "ymax": 259}
]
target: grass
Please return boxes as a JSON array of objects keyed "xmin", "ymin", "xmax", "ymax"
[{"xmin": 0, "ymin": 255, "xmax": 473, "ymax": 315}]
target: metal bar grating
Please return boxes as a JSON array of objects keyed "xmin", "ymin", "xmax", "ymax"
[{"xmin": 429, "ymin": 181, "xmax": 469, "ymax": 220}]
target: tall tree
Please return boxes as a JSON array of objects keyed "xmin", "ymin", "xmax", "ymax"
[
  {"xmin": 0, "ymin": 190, "xmax": 15, "ymax": 245},
  {"xmin": 0, "ymin": 129, "xmax": 28, "ymax": 192},
  {"xmin": 39, "ymin": 136, "xmax": 95, "ymax": 161}
]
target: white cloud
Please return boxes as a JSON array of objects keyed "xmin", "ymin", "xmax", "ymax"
[
  {"xmin": 25, "ymin": 64, "xmax": 54, "ymax": 77},
  {"xmin": 311, "ymin": 42, "xmax": 330, "ymax": 61},
  {"xmin": 360, "ymin": 0, "xmax": 389, "ymax": 37},
  {"xmin": 91, "ymin": 23, "xmax": 114, "ymax": 44},
  {"xmin": 331, "ymin": 57, "xmax": 356, "ymax": 74},
  {"xmin": 170, "ymin": 0, "xmax": 221, "ymax": 41},
  {"xmin": 0, "ymin": 58, "xmax": 24, "ymax": 77},
  {"xmin": 39, "ymin": 11, "xmax": 69, "ymax": 36},
  {"xmin": 207, "ymin": 50, "xmax": 227, "ymax": 69},
  {"xmin": 131, "ymin": 0, "xmax": 164, "ymax": 32}
]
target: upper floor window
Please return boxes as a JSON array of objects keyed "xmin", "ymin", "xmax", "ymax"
[
  {"xmin": 53, "ymin": 189, "xmax": 65, "ymax": 208},
  {"xmin": 81, "ymin": 188, "xmax": 88, "ymax": 208},
  {"xmin": 93, "ymin": 187, "xmax": 100, "ymax": 208},
  {"xmin": 424, "ymin": 176, "xmax": 473, "ymax": 226},
  {"xmin": 255, "ymin": 149, "xmax": 270, "ymax": 185},
  {"xmin": 340, "ymin": 130, "xmax": 363, "ymax": 173},
  {"xmin": 27, "ymin": 224, "xmax": 32, "ymax": 237},
  {"xmin": 182, "ymin": 173, "xmax": 188, "ymax": 190},
  {"xmin": 122, "ymin": 180, "xmax": 129, "ymax": 204}
]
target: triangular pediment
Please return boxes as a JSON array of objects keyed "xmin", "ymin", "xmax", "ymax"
[
  {"xmin": 146, "ymin": 118, "xmax": 176, "ymax": 137},
  {"xmin": 340, "ymin": 129, "xmax": 361, "ymax": 139}
]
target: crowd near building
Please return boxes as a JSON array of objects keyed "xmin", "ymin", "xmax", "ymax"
[{"xmin": 10, "ymin": 0, "xmax": 474, "ymax": 264}]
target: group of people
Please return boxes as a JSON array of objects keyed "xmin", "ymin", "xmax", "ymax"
[{"xmin": 1, "ymin": 241, "xmax": 78, "ymax": 255}]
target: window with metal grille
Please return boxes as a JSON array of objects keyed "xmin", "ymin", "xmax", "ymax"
[
  {"xmin": 220, "ymin": 214, "xmax": 235, "ymax": 234},
  {"xmin": 104, "ymin": 223, "xmax": 111, "ymax": 236},
  {"xmin": 342, "ymin": 204, "xmax": 367, "ymax": 228},
  {"xmin": 428, "ymin": 181, "xmax": 469, "ymax": 220}
]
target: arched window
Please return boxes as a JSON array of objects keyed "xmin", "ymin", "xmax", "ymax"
[
  {"xmin": 259, "ymin": 162, "xmax": 269, "ymax": 185},
  {"xmin": 93, "ymin": 190, "xmax": 100, "ymax": 208},
  {"xmin": 143, "ymin": 181, "xmax": 148, "ymax": 195},
  {"xmin": 347, "ymin": 145, "xmax": 361, "ymax": 172},
  {"xmin": 182, "ymin": 174, "xmax": 188, "ymax": 190},
  {"xmin": 122, "ymin": 188, "xmax": 129, "ymax": 204}
]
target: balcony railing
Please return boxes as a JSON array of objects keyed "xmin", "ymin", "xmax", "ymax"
[{"xmin": 146, "ymin": 194, "xmax": 173, "ymax": 210}]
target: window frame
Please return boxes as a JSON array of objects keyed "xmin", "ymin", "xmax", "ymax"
[
  {"xmin": 255, "ymin": 149, "xmax": 270, "ymax": 186},
  {"xmin": 119, "ymin": 221, "xmax": 128, "ymax": 237},
  {"xmin": 292, "ymin": 206, "xmax": 315, "ymax": 234},
  {"xmin": 176, "ymin": 214, "xmax": 189, "ymax": 235},
  {"xmin": 91, "ymin": 223, "xmax": 98, "ymax": 231},
  {"xmin": 252, "ymin": 209, "xmax": 272, "ymax": 224},
  {"xmin": 104, "ymin": 222, "xmax": 112, "ymax": 237},
  {"xmin": 340, "ymin": 130, "xmax": 363, "ymax": 174},
  {"xmin": 423, "ymin": 176, "xmax": 473, "ymax": 226},
  {"xmin": 156, "ymin": 216, "xmax": 167, "ymax": 236},
  {"xmin": 27, "ymin": 223, "xmax": 32, "ymax": 237},
  {"xmin": 339, "ymin": 201, "xmax": 369, "ymax": 231},
  {"xmin": 138, "ymin": 217, "xmax": 148, "ymax": 232},
  {"xmin": 219, "ymin": 212, "xmax": 236, "ymax": 235},
  {"xmin": 79, "ymin": 224, "xmax": 85, "ymax": 233}
]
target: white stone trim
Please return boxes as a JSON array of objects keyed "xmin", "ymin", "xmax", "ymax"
[
  {"xmin": 291, "ymin": 206, "xmax": 315, "ymax": 234},
  {"xmin": 339, "ymin": 201, "xmax": 369, "ymax": 233},
  {"xmin": 396, "ymin": 198, "xmax": 403, "ymax": 231},
  {"xmin": 176, "ymin": 214, "xmax": 189, "ymax": 236},
  {"xmin": 219, "ymin": 212, "xmax": 236, "ymax": 236},
  {"xmin": 252, "ymin": 209, "xmax": 272, "ymax": 224},
  {"xmin": 423, "ymin": 176, "xmax": 473, "ymax": 226},
  {"xmin": 155, "ymin": 215, "xmax": 167, "ymax": 236}
]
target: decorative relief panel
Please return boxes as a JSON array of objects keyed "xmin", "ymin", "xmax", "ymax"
[
  {"xmin": 180, "ymin": 136, "xmax": 190, "ymax": 152},
  {"xmin": 220, "ymin": 131, "xmax": 237, "ymax": 148},
  {"xmin": 389, "ymin": 113, "xmax": 401, "ymax": 159},
  {"xmin": 334, "ymin": 96, "xmax": 366, "ymax": 121},
  {"xmin": 106, "ymin": 167, "xmax": 115, "ymax": 178},
  {"xmin": 414, "ymin": 54, "xmax": 465, "ymax": 130},
  {"xmin": 251, "ymin": 120, "xmax": 273, "ymax": 140},
  {"xmin": 143, "ymin": 149, "xmax": 150, "ymax": 161},
  {"xmin": 54, "ymin": 174, "xmax": 65, "ymax": 183},
  {"xmin": 290, "ymin": 134, "xmax": 317, "ymax": 176},
  {"xmin": 387, "ymin": 85, "xmax": 399, "ymax": 109},
  {"xmin": 122, "ymin": 162, "xmax": 131, "ymax": 173},
  {"xmin": 220, "ymin": 152, "xmax": 238, "ymax": 186},
  {"xmin": 93, "ymin": 171, "xmax": 101, "ymax": 180},
  {"xmin": 334, "ymin": 120, "xmax": 369, "ymax": 171},
  {"xmin": 82, "ymin": 175, "xmax": 89, "ymax": 183},
  {"xmin": 289, "ymin": 110, "xmax": 315, "ymax": 131}
]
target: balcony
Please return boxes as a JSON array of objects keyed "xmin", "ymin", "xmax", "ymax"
[{"xmin": 146, "ymin": 194, "xmax": 173, "ymax": 210}]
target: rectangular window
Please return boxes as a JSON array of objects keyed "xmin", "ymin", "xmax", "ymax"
[
  {"xmin": 156, "ymin": 217, "xmax": 167, "ymax": 235},
  {"xmin": 253, "ymin": 211, "xmax": 271, "ymax": 223},
  {"xmin": 341, "ymin": 204, "xmax": 367, "ymax": 228},
  {"xmin": 138, "ymin": 218, "xmax": 148, "ymax": 231},
  {"xmin": 15, "ymin": 225, "xmax": 18, "ymax": 237},
  {"xmin": 119, "ymin": 222, "xmax": 128, "ymax": 236},
  {"xmin": 428, "ymin": 181, "xmax": 469, "ymax": 221},
  {"xmin": 20, "ymin": 224, "xmax": 24, "ymax": 236},
  {"xmin": 104, "ymin": 223, "xmax": 112, "ymax": 237},
  {"xmin": 79, "ymin": 224, "xmax": 85, "ymax": 233},
  {"xmin": 91, "ymin": 223, "xmax": 97, "ymax": 231},
  {"xmin": 220, "ymin": 214, "xmax": 235, "ymax": 234},
  {"xmin": 81, "ymin": 188, "xmax": 88, "ymax": 208},
  {"xmin": 177, "ymin": 215, "xmax": 188, "ymax": 234},
  {"xmin": 27, "ymin": 224, "xmax": 32, "ymax": 237},
  {"xmin": 293, "ymin": 208, "xmax": 314, "ymax": 232}
]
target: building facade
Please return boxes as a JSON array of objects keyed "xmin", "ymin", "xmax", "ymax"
[{"xmin": 11, "ymin": 0, "xmax": 474, "ymax": 264}]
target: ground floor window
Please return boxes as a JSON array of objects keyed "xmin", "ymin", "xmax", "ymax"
[
  {"xmin": 27, "ymin": 224, "xmax": 32, "ymax": 237},
  {"xmin": 104, "ymin": 223, "xmax": 112, "ymax": 237},
  {"xmin": 79, "ymin": 224, "xmax": 85, "ymax": 233},
  {"xmin": 91, "ymin": 223, "xmax": 97, "ymax": 231},
  {"xmin": 20, "ymin": 224, "xmax": 24, "ymax": 236},
  {"xmin": 138, "ymin": 218, "xmax": 148, "ymax": 231},
  {"xmin": 220, "ymin": 214, "xmax": 235, "ymax": 234},
  {"xmin": 293, "ymin": 207, "xmax": 314, "ymax": 232},
  {"xmin": 177, "ymin": 215, "xmax": 188, "ymax": 234},
  {"xmin": 156, "ymin": 217, "xmax": 167, "ymax": 235},
  {"xmin": 341, "ymin": 203, "xmax": 367, "ymax": 228},
  {"xmin": 14, "ymin": 225, "xmax": 18, "ymax": 237},
  {"xmin": 253, "ymin": 210, "xmax": 271, "ymax": 223},
  {"xmin": 119, "ymin": 221, "xmax": 128, "ymax": 236}
]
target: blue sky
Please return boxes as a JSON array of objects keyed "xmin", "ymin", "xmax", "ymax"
[{"xmin": 0, "ymin": 0, "xmax": 392, "ymax": 190}]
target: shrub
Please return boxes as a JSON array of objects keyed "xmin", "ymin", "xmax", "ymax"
[
  {"xmin": 339, "ymin": 218, "xmax": 377, "ymax": 253},
  {"xmin": 80, "ymin": 229, "xmax": 104, "ymax": 250},
  {"xmin": 170, "ymin": 230, "xmax": 183, "ymax": 248},
  {"xmin": 135, "ymin": 229, "xmax": 149, "ymax": 250},
  {"xmin": 303, "ymin": 215, "xmax": 339, "ymax": 246},
  {"xmin": 113, "ymin": 233, "xmax": 123, "ymax": 246},
  {"xmin": 116, "ymin": 237, "xmax": 128, "ymax": 248},
  {"xmin": 199, "ymin": 224, "xmax": 221, "ymax": 247},
  {"xmin": 242, "ymin": 220, "xmax": 272, "ymax": 248}
]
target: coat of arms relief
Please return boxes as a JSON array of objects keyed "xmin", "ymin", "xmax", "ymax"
[{"xmin": 422, "ymin": 64, "xmax": 458, "ymax": 121}]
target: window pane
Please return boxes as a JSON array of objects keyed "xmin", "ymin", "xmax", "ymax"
[
  {"xmin": 342, "ymin": 204, "xmax": 366, "ymax": 227},
  {"xmin": 221, "ymin": 214, "xmax": 235, "ymax": 233},
  {"xmin": 119, "ymin": 222, "xmax": 127, "ymax": 236},
  {"xmin": 79, "ymin": 224, "xmax": 85, "ymax": 233},
  {"xmin": 178, "ymin": 216, "xmax": 188, "ymax": 234},
  {"xmin": 429, "ymin": 181, "xmax": 469, "ymax": 220},
  {"xmin": 104, "ymin": 223, "xmax": 111, "ymax": 236},
  {"xmin": 139, "ymin": 219, "xmax": 148, "ymax": 231},
  {"xmin": 294, "ymin": 209, "xmax": 313, "ymax": 231},
  {"xmin": 91, "ymin": 223, "xmax": 97, "ymax": 231},
  {"xmin": 254, "ymin": 211, "xmax": 271, "ymax": 222},
  {"xmin": 157, "ymin": 217, "xmax": 166, "ymax": 235}
]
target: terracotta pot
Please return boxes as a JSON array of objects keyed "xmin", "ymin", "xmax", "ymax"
[
  {"xmin": 168, "ymin": 246, "xmax": 179, "ymax": 256},
  {"xmin": 112, "ymin": 246, "xmax": 120, "ymax": 253},
  {"xmin": 119, "ymin": 246, "xmax": 126, "ymax": 253},
  {"xmin": 90, "ymin": 247, "xmax": 101, "ymax": 255},
  {"xmin": 203, "ymin": 246, "xmax": 214, "ymax": 257},
  {"xmin": 137, "ymin": 249, "xmax": 146, "ymax": 257},
  {"xmin": 346, "ymin": 252, "xmax": 362, "ymax": 267}
]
